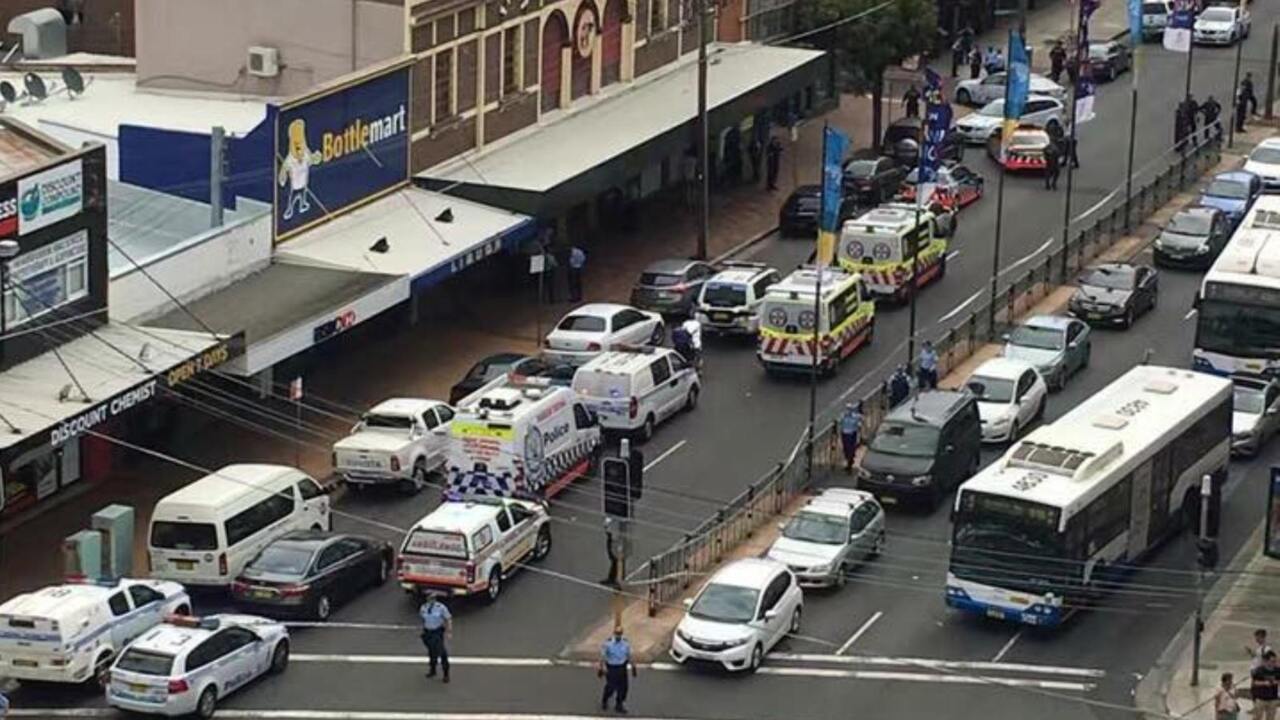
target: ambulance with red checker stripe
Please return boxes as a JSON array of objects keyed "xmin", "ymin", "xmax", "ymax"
[
  {"xmin": 757, "ymin": 267, "xmax": 875, "ymax": 377},
  {"xmin": 836, "ymin": 205, "xmax": 952, "ymax": 303}
]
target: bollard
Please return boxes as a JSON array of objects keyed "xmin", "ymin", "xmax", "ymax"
[{"xmin": 648, "ymin": 557, "xmax": 658, "ymax": 616}]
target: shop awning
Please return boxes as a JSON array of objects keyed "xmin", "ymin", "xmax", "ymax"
[
  {"xmin": 0, "ymin": 323, "xmax": 237, "ymax": 454},
  {"xmin": 147, "ymin": 263, "xmax": 409, "ymax": 377},
  {"xmin": 274, "ymin": 186, "xmax": 537, "ymax": 291}
]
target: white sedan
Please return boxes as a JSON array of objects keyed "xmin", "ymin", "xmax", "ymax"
[
  {"xmin": 1194, "ymin": 5, "xmax": 1250, "ymax": 45},
  {"xmin": 1244, "ymin": 138, "xmax": 1280, "ymax": 193},
  {"xmin": 543, "ymin": 303, "xmax": 665, "ymax": 365},
  {"xmin": 965, "ymin": 358, "xmax": 1048, "ymax": 444},
  {"xmin": 953, "ymin": 72, "xmax": 1065, "ymax": 107},
  {"xmin": 954, "ymin": 95, "xmax": 1065, "ymax": 144}
]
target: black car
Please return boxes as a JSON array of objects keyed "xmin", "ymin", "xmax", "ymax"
[
  {"xmin": 778, "ymin": 185, "xmax": 860, "ymax": 238},
  {"xmin": 881, "ymin": 117, "xmax": 965, "ymax": 168},
  {"xmin": 1068, "ymin": 263, "xmax": 1159, "ymax": 328},
  {"xmin": 630, "ymin": 258, "xmax": 717, "ymax": 316},
  {"xmin": 843, "ymin": 153, "xmax": 907, "ymax": 205},
  {"xmin": 1153, "ymin": 206, "xmax": 1232, "ymax": 268},
  {"xmin": 1087, "ymin": 41, "xmax": 1131, "ymax": 82},
  {"xmin": 231, "ymin": 531, "xmax": 394, "ymax": 620},
  {"xmin": 449, "ymin": 354, "xmax": 574, "ymax": 403}
]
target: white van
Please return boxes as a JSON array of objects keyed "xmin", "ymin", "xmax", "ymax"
[
  {"xmin": 447, "ymin": 380, "xmax": 601, "ymax": 499},
  {"xmin": 572, "ymin": 347, "xmax": 700, "ymax": 441},
  {"xmin": 148, "ymin": 464, "xmax": 331, "ymax": 587}
]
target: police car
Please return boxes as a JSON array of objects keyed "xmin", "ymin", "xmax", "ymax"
[
  {"xmin": 0, "ymin": 578, "xmax": 190, "ymax": 685},
  {"xmin": 693, "ymin": 262, "xmax": 782, "ymax": 336},
  {"xmin": 107, "ymin": 614, "xmax": 289, "ymax": 718}
]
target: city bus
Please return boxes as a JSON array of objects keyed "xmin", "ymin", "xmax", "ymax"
[
  {"xmin": 1193, "ymin": 196, "xmax": 1280, "ymax": 377},
  {"xmin": 945, "ymin": 366, "xmax": 1231, "ymax": 627}
]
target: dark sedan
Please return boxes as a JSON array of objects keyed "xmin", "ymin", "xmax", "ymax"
[
  {"xmin": 629, "ymin": 258, "xmax": 716, "ymax": 315},
  {"xmin": 448, "ymin": 354, "xmax": 573, "ymax": 403},
  {"xmin": 1153, "ymin": 206, "xmax": 1232, "ymax": 269},
  {"xmin": 881, "ymin": 117, "xmax": 964, "ymax": 168},
  {"xmin": 1087, "ymin": 41, "xmax": 1131, "ymax": 82},
  {"xmin": 231, "ymin": 531, "xmax": 394, "ymax": 620},
  {"xmin": 843, "ymin": 154, "xmax": 906, "ymax": 205},
  {"xmin": 1068, "ymin": 263, "xmax": 1159, "ymax": 328},
  {"xmin": 778, "ymin": 185, "xmax": 860, "ymax": 237}
]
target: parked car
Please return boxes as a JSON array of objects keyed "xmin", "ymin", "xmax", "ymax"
[
  {"xmin": 694, "ymin": 262, "xmax": 782, "ymax": 336},
  {"xmin": 669, "ymin": 558, "xmax": 802, "ymax": 673},
  {"xmin": 332, "ymin": 398, "xmax": 454, "ymax": 494},
  {"xmin": 1231, "ymin": 375, "xmax": 1280, "ymax": 457},
  {"xmin": 1087, "ymin": 41, "xmax": 1131, "ymax": 81},
  {"xmin": 953, "ymin": 71, "xmax": 1065, "ymax": 106},
  {"xmin": 572, "ymin": 347, "xmax": 700, "ymax": 441},
  {"xmin": 543, "ymin": 303, "xmax": 665, "ymax": 365},
  {"xmin": 765, "ymin": 488, "xmax": 885, "ymax": 588},
  {"xmin": 779, "ymin": 185, "xmax": 859, "ymax": 238},
  {"xmin": 987, "ymin": 124, "xmax": 1054, "ymax": 171},
  {"xmin": 1068, "ymin": 263, "xmax": 1159, "ymax": 328},
  {"xmin": 1153, "ymin": 206, "xmax": 1232, "ymax": 269},
  {"xmin": 231, "ymin": 531, "xmax": 394, "ymax": 620},
  {"xmin": 448, "ymin": 354, "xmax": 574, "ymax": 404},
  {"xmin": 965, "ymin": 358, "xmax": 1048, "ymax": 444},
  {"xmin": 1243, "ymin": 138, "xmax": 1280, "ymax": 192},
  {"xmin": 1002, "ymin": 315, "xmax": 1092, "ymax": 391},
  {"xmin": 955, "ymin": 96, "xmax": 1065, "ymax": 144},
  {"xmin": 1197, "ymin": 171, "xmax": 1262, "ymax": 229},
  {"xmin": 899, "ymin": 163, "xmax": 985, "ymax": 212},
  {"xmin": 629, "ymin": 259, "xmax": 716, "ymax": 316},
  {"xmin": 1194, "ymin": 4, "xmax": 1250, "ymax": 45},
  {"xmin": 880, "ymin": 116, "xmax": 964, "ymax": 167},
  {"xmin": 1140, "ymin": 0, "xmax": 1172, "ymax": 41},
  {"xmin": 843, "ymin": 153, "xmax": 906, "ymax": 205}
]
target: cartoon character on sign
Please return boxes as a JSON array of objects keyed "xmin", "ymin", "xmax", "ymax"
[
  {"xmin": 278, "ymin": 119, "xmax": 322, "ymax": 221},
  {"xmin": 574, "ymin": 5, "xmax": 597, "ymax": 59}
]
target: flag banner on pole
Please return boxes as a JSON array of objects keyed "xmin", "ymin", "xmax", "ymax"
[
  {"xmin": 1164, "ymin": 0, "xmax": 1193, "ymax": 52},
  {"xmin": 919, "ymin": 70, "xmax": 952, "ymax": 205},
  {"xmin": 1075, "ymin": 85, "xmax": 1097, "ymax": 123},
  {"xmin": 1006, "ymin": 31, "xmax": 1031, "ymax": 120},
  {"xmin": 1073, "ymin": 0, "xmax": 1099, "ymax": 124},
  {"xmin": 1127, "ymin": 0, "xmax": 1143, "ymax": 46},
  {"xmin": 817, "ymin": 126, "xmax": 849, "ymax": 265}
]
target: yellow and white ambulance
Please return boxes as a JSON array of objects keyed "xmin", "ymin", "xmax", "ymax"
[
  {"xmin": 757, "ymin": 266, "xmax": 875, "ymax": 376},
  {"xmin": 836, "ymin": 204, "xmax": 953, "ymax": 302}
]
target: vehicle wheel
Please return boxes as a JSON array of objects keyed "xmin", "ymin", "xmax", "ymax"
[
  {"xmin": 640, "ymin": 414, "xmax": 656, "ymax": 442},
  {"xmin": 956, "ymin": 88, "xmax": 972, "ymax": 105},
  {"xmin": 789, "ymin": 607, "xmax": 803, "ymax": 634},
  {"xmin": 748, "ymin": 644, "xmax": 764, "ymax": 673},
  {"xmin": 398, "ymin": 477, "xmax": 421, "ymax": 497},
  {"xmin": 270, "ymin": 640, "xmax": 290, "ymax": 674},
  {"xmin": 313, "ymin": 594, "xmax": 332, "ymax": 621},
  {"xmin": 196, "ymin": 687, "xmax": 218, "ymax": 719},
  {"xmin": 685, "ymin": 385, "xmax": 700, "ymax": 412},
  {"xmin": 835, "ymin": 562, "xmax": 848, "ymax": 587},
  {"xmin": 485, "ymin": 566, "xmax": 503, "ymax": 604},
  {"xmin": 1124, "ymin": 307, "xmax": 1136, "ymax": 329},
  {"xmin": 91, "ymin": 651, "xmax": 113, "ymax": 688},
  {"xmin": 174, "ymin": 604, "xmax": 192, "ymax": 616},
  {"xmin": 871, "ymin": 531, "xmax": 886, "ymax": 558},
  {"xmin": 413, "ymin": 459, "xmax": 429, "ymax": 491},
  {"xmin": 650, "ymin": 323, "xmax": 666, "ymax": 346},
  {"xmin": 533, "ymin": 526, "xmax": 552, "ymax": 561},
  {"xmin": 1050, "ymin": 368, "xmax": 1064, "ymax": 392},
  {"xmin": 1150, "ymin": 290, "xmax": 1158, "ymax": 311},
  {"xmin": 1008, "ymin": 420, "xmax": 1020, "ymax": 443},
  {"xmin": 374, "ymin": 556, "xmax": 390, "ymax": 586}
]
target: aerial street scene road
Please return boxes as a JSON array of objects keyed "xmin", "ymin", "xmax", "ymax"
[{"xmin": 3, "ymin": 0, "xmax": 1280, "ymax": 719}]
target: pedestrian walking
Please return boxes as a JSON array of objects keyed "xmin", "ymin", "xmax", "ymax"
[
  {"xmin": 1049, "ymin": 42, "xmax": 1067, "ymax": 84},
  {"xmin": 765, "ymin": 136, "xmax": 783, "ymax": 191},
  {"xmin": 1249, "ymin": 629, "xmax": 1274, "ymax": 670},
  {"xmin": 568, "ymin": 244, "xmax": 587, "ymax": 302},
  {"xmin": 749, "ymin": 136, "xmax": 764, "ymax": 184},
  {"xmin": 1202, "ymin": 95, "xmax": 1222, "ymax": 142},
  {"xmin": 902, "ymin": 84, "xmax": 922, "ymax": 118},
  {"xmin": 1251, "ymin": 651, "xmax": 1280, "ymax": 720},
  {"xmin": 1242, "ymin": 72, "xmax": 1259, "ymax": 116},
  {"xmin": 599, "ymin": 627, "xmax": 636, "ymax": 714},
  {"xmin": 918, "ymin": 340, "xmax": 939, "ymax": 390},
  {"xmin": 1063, "ymin": 134, "xmax": 1079, "ymax": 169},
  {"xmin": 969, "ymin": 48, "xmax": 983, "ymax": 80},
  {"xmin": 419, "ymin": 592, "xmax": 452, "ymax": 683},
  {"xmin": 1184, "ymin": 95, "xmax": 1201, "ymax": 143},
  {"xmin": 1044, "ymin": 142, "xmax": 1061, "ymax": 190},
  {"xmin": 889, "ymin": 364, "xmax": 912, "ymax": 407},
  {"xmin": 951, "ymin": 40, "xmax": 965, "ymax": 78},
  {"xmin": 839, "ymin": 401, "xmax": 863, "ymax": 473},
  {"xmin": 1218, "ymin": 672, "xmax": 1242, "ymax": 720}
]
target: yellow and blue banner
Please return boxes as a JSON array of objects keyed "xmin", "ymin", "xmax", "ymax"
[
  {"xmin": 1128, "ymin": 0, "xmax": 1144, "ymax": 46},
  {"xmin": 817, "ymin": 126, "xmax": 849, "ymax": 265},
  {"xmin": 1001, "ymin": 30, "xmax": 1030, "ymax": 149}
]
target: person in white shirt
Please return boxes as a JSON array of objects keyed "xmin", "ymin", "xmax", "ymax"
[
  {"xmin": 680, "ymin": 317, "xmax": 703, "ymax": 352},
  {"xmin": 278, "ymin": 119, "xmax": 322, "ymax": 221}
]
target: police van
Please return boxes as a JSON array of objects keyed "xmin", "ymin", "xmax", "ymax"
[
  {"xmin": 106, "ymin": 614, "xmax": 289, "ymax": 718},
  {"xmin": 398, "ymin": 496, "xmax": 552, "ymax": 603},
  {"xmin": 0, "ymin": 579, "xmax": 190, "ymax": 685},
  {"xmin": 571, "ymin": 347, "xmax": 700, "ymax": 441},
  {"xmin": 757, "ymin": 266, "xmax": 875, "ymax": 376},
  {"xmin": 837, "ymin": 204, "xmax": 952, "ymax": 302},
  {"xmin": 148, "ymin": 464, "xmax": 331, "ymax": 588},
  {"xmin": 446, "ymin": 379, "xmax": 601, "ymax": 498},
  {"xmin": 692, "ymin": 262, "xmax": 782, "ymax": 336}
]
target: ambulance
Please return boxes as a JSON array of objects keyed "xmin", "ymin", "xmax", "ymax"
[
  {"xmin": 836, "ymin": 204, "xmax": 952, "ymax": 303},
  {"xmin": 757, "ymin": 266, "xmax": 875, "ymax": 376},
  {"xmin": 445, "ymin": 377, "xmax": 601, "ymax": 498}
]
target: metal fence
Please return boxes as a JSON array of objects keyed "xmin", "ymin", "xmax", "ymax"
[{"xmin": 645, "ymin": 136, "xmax": 1222, "ymax": 616}]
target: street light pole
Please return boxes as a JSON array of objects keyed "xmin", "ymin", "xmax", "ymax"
[
  {"xmin": 694, "ymin": 0, "xmax": 711, "ymax": 260},
  {"xmin": 1192, "ymin": 474, "xmax": 1212, "ymax": 687},
  {"xmin": 1060, "ymin": 2, "xmax": 1081, "ymax": 280}
]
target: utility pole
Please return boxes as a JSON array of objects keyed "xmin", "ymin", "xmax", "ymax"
[
  {"xmin": 694, "ymin": 0, "xmax": 711, "ymax": 260},
  {"xmin": 1267, "ymin": 24, "xmax": 1278, "ymax": 121},
  {"xmin": 1124, "ymin": 17, "xmax": 1140, "ymax": 228},
  {"xmin": 1060, "ymin": 0, "xmax": 1081, "ymax": 280},
  {"xmin": 210, "ymin": 126, "xmax": 225, "ymax": 228},
  {"xmin": 1228, "ymin": 4, "xmax": 1245, "ymax": 148},
  {"xmin": 1192, "ymin": 474, "xmax": 1216, "ymax": 687}
]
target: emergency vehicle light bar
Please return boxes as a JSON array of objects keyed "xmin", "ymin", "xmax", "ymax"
[
  {"xmin": 164, "ymin": 614, "xmax": 219, "ymax": 630},
  {"xmin": 721, "ymin": 261, "xmax": 767, "ymax": 270},
  {"xmin": 612, "ymin": 344, "xmax": 657, "ymax": 354}
]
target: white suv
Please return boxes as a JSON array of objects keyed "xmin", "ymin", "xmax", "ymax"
[
  {"xmin": 954, "ymin": 95, "xmax": 1065, "ymax": 144},
  {"xmin": 670, "ymin": 558, "xmax": 802, "ymax": 673},
  {"xmin": 572, "ymin": 347, "xmax": 700, "ymax": 442},
  {"xmin": 693, "ymin": 262, "xmax": 781, "ymax": 336}
]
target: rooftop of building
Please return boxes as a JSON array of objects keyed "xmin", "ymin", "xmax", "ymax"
[{"xmin": 0, "ymin": 116, "xmax": 73, "ymax": 180}]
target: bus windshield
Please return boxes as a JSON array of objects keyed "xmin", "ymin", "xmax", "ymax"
[
  {"xmin": 1196, "ymin": 298, "xmax": 1280, "ymax": 359},
  {"xmin": 950, "ymin": 492, "xmax": 1071, "ymax": 590}
]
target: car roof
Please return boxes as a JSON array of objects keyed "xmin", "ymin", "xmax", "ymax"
[
  {"xmin": 0, "ymin": 580, "xmax": 152, "ymax": 622},
  {"xmin": 477, "ymin": 352, "xmax": 528, "ymax": 366},
  {"xmin": 1083, "ymin": 262, "xmax": 1136, "ymax": 276},
  {"xmin": 642, "ymin": 258, "xmax": 701, "ymax": 274},
  {"xmin": 1214, "ymin": 170, "xmax": 1257, "ymax": 183},
  {"xmin": 565, "ymin": 303, "xmax": 633, "ymax": 318},
  {"xmin": 709, "ymin": 558, "xmax": 787, "ymax": 588},
  {"xmin": 368, "ymin": 398, "xmax": 445, "ymax": 416},
  {"xmin": 269, "ymin": 529, "xmax": 342, "ymax": 550},
  {"xmin": 1256, "ymin": 138, "xmax": 1280, "ymax": 150},
  {"xmin": 971, "ymin": 357, "xmax": 1036, "ymax": 381},
  {"xmin": 1022, "ymin": 314, "xmax": 1073, "ymax": 331},
  {"xmin": 414, "ymin": 498, "xmax": 516, "ymax": 532},
  {"xmin": 884, "ymin": 390, "xmax": 971, "ymax": 426},
  {"xmin": 579, "ymin": 347, "xmax": 676, "ymax": 374},
  {"xmin": 128, "ymin": 615, "xmax": 277, "ymax": 657},
  {"xmin": 709, "ymin": 267, "xmax": 769, "ymax": 285},
  {"xmin": 158, "ymin": 464, "xmax": 301, "ymax": 508}
]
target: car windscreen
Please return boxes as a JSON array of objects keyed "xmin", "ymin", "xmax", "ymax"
[
  {"xmin": 845, "ymin": 160, "xmax": 877, "ymax": 176},
  {"xmin": 1199, "ymin": 8, "xmax": 1233, "ymax": 22},
  {"xmin": 782, "ymin": 511, "xmax": 850, "ymax": 545},
  {"xmin": 246, "ymin": 544, "xmax": 315, "ymax": 576},
  {"xmin": 1206, "ymin": 179, "xmax": 1250, "ymax": 200},
  {"xmin": 1009, "ymin": 325, "xmax": 1064, "ymax": 350},
  {"xmin": 689, "ymin": 583, "xmax": 760, "ymax": 623},
  {"xmin": 150, "ymin": 521, "xmax": 218, "ymax": 551},
  {"xmin": 1234, "ymin": 386, "xmax": 1266, "ymax": 414},
  {"xmin": 639, "ymin": 273, "xmax": 682, "ymax": 287},
  {"xmin": 362, "ymin": 413, "xmax": 413, "ymax": 430},
  {"xmin": 1250, "ymin": 146, "xmax": 1280, "ymax": 164},
  {"xmin": 1087, "ymin": 44, "xmax": 1111, "ymax": 59},
  {"xmin": 557, "ymin": 315, "xmax": 607, "ymax": 332},
  {"xmin": 1079, "ymin": 267, "xmax": 1133, "ymax": 290},
  {"xmin": 966, "ymin": 376, "xmax": 1016, "ymax": 403},
  {"xmin": 869, "ymin": 421, "xmax": 940, "ymax": 458},
  {"xmin": 979, "ymin": 100, "xmax": 1006, "ymax": 117},
  {"xmin": 115, "ymin": 649, "xmax": 176, "ymax": 676},
  {"xmin": 702, "ymin": 283, "xmax": 748, "ymax": 307},
  {"xmin": 1168, "ymin": 212, "xmax": 1213, "ymax": 235}
]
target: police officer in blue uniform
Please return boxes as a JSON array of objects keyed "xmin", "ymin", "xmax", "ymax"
[
  {"xmin": 0, "ymin": 687, "xmax": 10, "ymax": 718},
  {"xmin": 599, "ymin": 626, "xmax": 636, "ymax": 714},
  {"xmin": 918, "ymin": 340, "xmax": 939, "ymax": 390},
  {"xmin": 419, "ymin": 591, "xmax": 452, "ymax": 683},
  {"xmin": 840, "ymin": 402, "xmax": 863, "ymax": 473}
]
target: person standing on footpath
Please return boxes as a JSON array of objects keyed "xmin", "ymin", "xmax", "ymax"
[
  {"xmin": 1252, "ymin": 651, "xmax": 1280, "ymax": 720},
  {"xmin": 969, "ymin": 47, "xmax": 983, "ymax": 80},
  {"xmin": 749, "ymin": 136, "xmax": 764, "ymax": 184},
  {"xmin": 1202, "ymin": 95, "xmax": 1222, "ymax": 142},
  {"xmin": 568, "ymin": 244, "xmax": 587, "ymax": 303},
  {"xmin": 1217, "ymin": 672, "xmax": 1242, "ymax": 720},
  {"xmin": 1049, "ymin": 41, "xmax": 1067, "ymax": 84},
  {"xmin": 840, "ymin": 402, "xmax": 863, "ymax": 473},
  {"xmin": 765, "ymin": 136, "xmax": 783, "ymax": 191},
  {"xmin": 1241, "ymin": 73, "xmax": 1259, "ymax": 117},
  {"xmin": 918, "ymin": 340, "xmax": 939, "ymax": 390},
  {"xmin": 419, "ymin": 592, "xmax": 452, "ymax": 683},
  {"xmin": 1044, "ymin": 141, "xmax": 1061, "ymax": 190},
  {"xmin": 902, "ymin": 84, "xmax": 921, "ymax": 118},
  {"xmin": 599, "ymin": 627, "xmax": 636, "ymax": 714},
  {"xmin": 889, "ymin": 364, "xmax": 912, "ymax": 407}
]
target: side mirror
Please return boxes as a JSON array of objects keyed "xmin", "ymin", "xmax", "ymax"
[
  {"xmin": 682, "ymin": 598, "xmax": 694, "ymax": 609},
  {"xmin": 777, "ymin": 522, "xmax": 786, "ymax": 531},
  {"xmin": 764, "ymin": 609, "xmax": 779, "ymax": 622}
]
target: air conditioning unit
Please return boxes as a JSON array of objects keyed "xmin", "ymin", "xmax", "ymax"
[{"xmin": 247, "ymin": 46, "xmax": 280, "ymax": 78}]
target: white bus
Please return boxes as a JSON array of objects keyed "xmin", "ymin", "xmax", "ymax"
[
  {"xmin": 1193, "ymin": 197, "xmax": 1280, "ymax": 377},
  {"xmin": 945, "ymin": 366, "xmax": 1231, "ymax": 627}
]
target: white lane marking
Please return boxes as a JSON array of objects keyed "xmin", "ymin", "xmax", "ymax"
[
  {"xmin": 754, "ymin": 667, "xmax": 1093, "ymax": 691},
  {"xmin": 771, "ymin": 653, "xmax": 1104, "ymax": 678},
  {"xmin": 946, "ymin": 250, "xmax": 961, "ymax": 261},
  {"xmin": 992, "ymin": 630, "xmax": 1023, "ymax": 663},
  {"xmin": 285, "ymin": 621, "xmax": 415, "ymax": 630},
  {"xmin": 644, "ymin": 440, "xmax": 687, "ymax": 471},
  {"xmin": 997, "ymin": 236, "xmax": 1055, "ymax": 279},
  {"xmin": 1185, "ymin": 308, "xmax": 1198, "ymax": 321},
  {"xmin": 836, "ymin": 611, "xmax": 883, "ymax": 655},
  {"xmin": 938, "ymin": 289, "xmax": 985, "ymax": 323},
  {"xmin": 1074, "ymin": 190, "xmax": 1118, "ymax": 224},
  {"xmin": 7, "ymin": 713, "xmax": 719, "ymax": 720}
]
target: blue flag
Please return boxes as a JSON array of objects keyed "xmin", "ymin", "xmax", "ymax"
[
  {"xmin": 820, "ymin": 127, "xmax": 849, "ymax": 234},
  {"xmin": 1164, "ymin": 0, "xmax": 1194, "ymax": 52},
  {"xmin": 1005, "ymin": 30, "xmax": 1030, "ymax": 120},
  {"xmin": 1127, "ymin": 0, "xmax": 1143, "ymax": 46}
]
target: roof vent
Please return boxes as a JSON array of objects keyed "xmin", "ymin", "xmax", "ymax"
[
  {"xmin": 1093, "ymin": 415, "xmax": 1128, "ymax": 430},
  {"xmin": 1143, "ymin": 379, "xmax": 1178, "ymax": 395},
  {"xmin": 478, "ymin": 388, "xmax": 523, "ymax": 411}
]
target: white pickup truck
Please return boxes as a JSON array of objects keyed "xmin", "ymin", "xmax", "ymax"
[{"xmin": 332, "ymin": 398, "xmax": 455, "ymax": 495}]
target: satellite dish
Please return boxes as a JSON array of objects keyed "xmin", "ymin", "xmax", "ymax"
[
  {"xmin": 61, "ymin": 67, "xmax": 84, "ymax": 98},
  {"xmin": 0, "ymin": 81, "xmax": 16, "ymax": 104},
  {"xmin": 23, "ymin": 73, "xmax": 47, "ymax": 103}
]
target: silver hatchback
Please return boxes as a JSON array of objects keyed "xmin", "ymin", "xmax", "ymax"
[{"xmin": 766, "ymin": 488, "xmax": 885, "ymax": 588}]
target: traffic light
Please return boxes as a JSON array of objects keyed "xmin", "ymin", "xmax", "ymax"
[
  {"xmin": 627, "ymin": 447, "xmax": 644, "ymax": 500},
  {"xmin": 602, "ymin": 458, "xmax": 631, "ymax": 518},
  {"xmin": 1197, "ymin": 537, "xmax": 1219, "ymax": 571}
]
